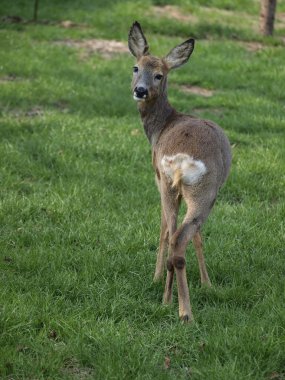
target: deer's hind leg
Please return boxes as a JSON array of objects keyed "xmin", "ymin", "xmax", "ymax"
[
  {"xmin": 170, "ymin": 188, "xmax": 216, "ymax": 322},
  {"xmin": 168, "ymin": 210, "xmax": 201, "ymax": 322},
  {"xmin": 193, "ymin": 231, "xmax": 211, "ymax": 287}
]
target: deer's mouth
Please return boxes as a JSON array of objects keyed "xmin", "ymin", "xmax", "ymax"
[
  {"xmin": 133, "ymin": 87, "xmax": 149, "ymax": 101},
  {"xmin": 133, "ymin": 93, "xmax": 147, "ymax": 102}
]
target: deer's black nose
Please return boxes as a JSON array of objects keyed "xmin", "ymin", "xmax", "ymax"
[{"xmin": 135, "ymin": 86, "xmax": 148, "ymax": 98}]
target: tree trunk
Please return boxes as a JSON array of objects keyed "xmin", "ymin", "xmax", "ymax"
[
  {"xmin": 33, "ymin": 0, "xmax": 39, "ymax": 21},
  {"xmin": 260, "ymin": 0, "xmax": 277, "ymax": 35}
]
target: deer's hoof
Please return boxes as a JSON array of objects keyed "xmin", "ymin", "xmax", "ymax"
[
  {"xmin": 163, "ymin": 294, "xmax": 172, "ymax": 305},
  {"xmin": 201, "ymin": 280, "xmax": 212, "ymax": 288},
  {"xmin": 180, "ymin": 314, "xmax": 193, "ymax": 323},
  {"xmin": 153, "ymin": 273, "xmax": 163, "ymax": 283}
]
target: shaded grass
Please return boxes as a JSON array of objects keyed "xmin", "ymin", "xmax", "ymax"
[
  {"xmin": 1, "ymin": 0, "xmax": 285, "ymax": 379},
  {"xmin": 1, "ymin": 0, "xmax": 285, "ymax": 41}
]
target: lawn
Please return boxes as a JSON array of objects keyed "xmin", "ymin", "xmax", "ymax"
[{"xmin": 0, "ymin": 1, "xmax": 285, "ymax": 379}]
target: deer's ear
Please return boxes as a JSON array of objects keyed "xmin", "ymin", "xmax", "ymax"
[
  {"xmin": 128, "ymin": 21, "xmax": 149, "ymax": 58},
  {"xmin": 164, "ymin": 39, "xmax": 195, "ymax": 70}
]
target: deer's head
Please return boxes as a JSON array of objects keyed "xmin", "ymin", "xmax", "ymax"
[{"xmin": 128, "ymin": 22, "xmax": 195, "ymax": 103}]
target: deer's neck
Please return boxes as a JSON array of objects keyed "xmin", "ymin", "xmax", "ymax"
[{"xmin": 138, "ymin": 89, "xmax": 175, "ymax": 146}]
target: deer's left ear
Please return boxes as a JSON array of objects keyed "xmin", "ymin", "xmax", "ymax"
[
  {"xmin": 128, "ymin": 21, "xmax": 149, "ymax": 58},
  {"xmin": 164, "ymin": 39, "xmax": 195, "ymax": 70}
]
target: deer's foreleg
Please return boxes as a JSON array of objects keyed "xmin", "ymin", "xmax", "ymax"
[
  {"xmin": 153, "ymin": 207, "xmax": 168, "ymax": 282},
  {"xmin": 160, "ymin": 183, "xmax": 180, "ymax": 305}
]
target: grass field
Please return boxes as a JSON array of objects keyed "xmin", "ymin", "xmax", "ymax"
[{"xmin": 1, "ymin": 0, "xmax": 285, "ymax": 379}]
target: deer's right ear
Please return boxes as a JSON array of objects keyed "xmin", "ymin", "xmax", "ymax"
[{"xmin": 128, "ymin": 21, "xmax": 149, "ymax": 58}]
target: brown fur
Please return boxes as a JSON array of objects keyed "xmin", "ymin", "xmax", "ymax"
[{"xmin": 129, "ymin": 22, "xmax": 231, "ymax": 322}]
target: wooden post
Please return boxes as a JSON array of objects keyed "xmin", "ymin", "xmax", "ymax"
[{"xmin": 260, "ymin": 0, "xmax": 277, "ymax": 35}]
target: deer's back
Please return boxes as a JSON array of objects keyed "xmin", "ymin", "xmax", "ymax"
[{"xmin": 155, "ymin": 116, "xmax": 231, "ymax": 190}]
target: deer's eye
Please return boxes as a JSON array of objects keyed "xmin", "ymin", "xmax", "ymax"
[
  {"xmin": 133, "ymin": 66, "xmax": 138, "ymax": 73},
  {"xmin": 155, "ymin": 74, "xmax": 163, "ymax": 80}
]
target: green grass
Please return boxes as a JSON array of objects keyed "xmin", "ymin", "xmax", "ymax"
[{"xmin": 1, "ymin": 1, "xmax": 285, "ymax": 379}]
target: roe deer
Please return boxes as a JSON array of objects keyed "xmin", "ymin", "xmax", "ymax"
[{"xmin": 128, "ymin": 22, "xmax": 231, "ymax": 322}]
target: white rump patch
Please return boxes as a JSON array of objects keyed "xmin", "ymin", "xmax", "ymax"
[{"xmin": 161, "ymin": 154, "xmax": 207, "ymax": 185}]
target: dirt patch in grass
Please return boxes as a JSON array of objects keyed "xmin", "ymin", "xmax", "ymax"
[
  {"xmin": 6, "ymin": 106, "xmax": 45, "ymax": 118},
  {"xmin": 61, "ymin": 358, "xmax": 93, "ymax": 379},
  {"xmin": 54, "ymin": 39, "xmax": 128, "ymax": 59},
  {"xmin": 192, "ymin": 107, "xmax": 224, "ymax": 117},
  {"xmin": 151, "ymin": 5, "xmax": 197, "ymax": 23},
  {"xmin": 0, "ymin": 75, "xmax": 26, "ymax": 83},
  {"xmin": 59, "ymin": 20, "xmax": 87, "ymax": 28},
  {"xmin": 25, "ymin": 107, "xmax": 45, "ymax": 117},
  {"xmin": 241, "ymin": 41, "xmax": 264, "ymax": 52},
  {"xmin": 200, "ymin": 6, "xmax": 236, "ymax": 17},
  {"xmin": 1, "ymin": 15, "xmax": 23, "ymax": 23},
  {"xmin": 53, "ymin": 100, "xmax": 70, "ymax": 113},
  {"xmin": 178, "ymin": 85, "xmax": 215, "ymax": 97},
  {"xmin": 7, "ymin": 103, "xmax": 70, "ymax": 117},
  {"xmin": 1, "ymin": 15, "xmax": 88, "ymax": 29}
]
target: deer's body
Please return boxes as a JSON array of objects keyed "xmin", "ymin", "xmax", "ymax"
[{"xmin": 128, "ymin": 22, "xmax": 231, "ymax": 322}]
